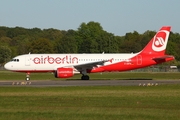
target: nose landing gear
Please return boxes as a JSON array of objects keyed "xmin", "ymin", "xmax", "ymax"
[{"xmin": 26, "ymin": 72, "xmax": 30, "ymax": 81}]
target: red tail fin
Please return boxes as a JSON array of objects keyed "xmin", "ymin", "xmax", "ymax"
[{"xmin": 140, "ymin": 26, "xmax": 171, "ymax": 55}]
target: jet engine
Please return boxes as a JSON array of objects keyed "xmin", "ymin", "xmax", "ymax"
[{"xmin": 55, "ymin": 68, "xmax": 74, "ymax": 78}]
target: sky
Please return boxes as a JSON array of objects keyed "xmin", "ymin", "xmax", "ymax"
[{"xmin": 0, "ymin": 0, "xmax": 179, "ymax": 36}]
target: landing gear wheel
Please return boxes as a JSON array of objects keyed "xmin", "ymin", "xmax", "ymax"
[
  {"xmin": 81, "ymin": 75, "xmax": 89, "ymax": 80},
  {"xmin": 26, "ymin": 77, "xmax": 30, "ymax": 81}
]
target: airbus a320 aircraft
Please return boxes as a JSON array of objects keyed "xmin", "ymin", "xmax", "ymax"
[{"xmin": 4, "ymin": 26, "xmax": 174, "ymax": 80}]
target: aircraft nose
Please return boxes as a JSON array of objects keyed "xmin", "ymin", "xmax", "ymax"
[{"xmin": 4, "ymin": 62, "xmax": 13, "ymax": 70}]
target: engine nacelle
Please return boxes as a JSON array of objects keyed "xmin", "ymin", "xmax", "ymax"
[{"xmin": 55, "ymin": 68, "xmax": 74, "ymax": 78}]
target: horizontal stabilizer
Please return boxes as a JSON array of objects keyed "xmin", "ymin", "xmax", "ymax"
[{"xmin": 152, "ymin": 55, "xmax": 174, "ymax": 63}]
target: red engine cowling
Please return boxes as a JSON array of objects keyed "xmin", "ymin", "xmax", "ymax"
[{"xmin": 55, "ymin": 68, "xmax": 74, "ymax": 78}]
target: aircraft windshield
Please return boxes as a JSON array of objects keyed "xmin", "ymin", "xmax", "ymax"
[{"xmin": 11, "ymin": 59, "xmax": 19, "ymax": 62}]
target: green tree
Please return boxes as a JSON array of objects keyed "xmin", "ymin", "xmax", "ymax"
[
  {"xmin": 0, "ymin": 46, "xmax": 12, "ymax": 64},
  {"xmin": 56, "ymin": 36, "xmax": 77, "ymax": 53},
  {"xmin": 43, "ymin": 28, "xmax": 63, "ymax": 41},
  {"xmin": 120, "ymin": 31, "xmax": 142, "ymax": 53},
  {"xmin": 77, "ymin": 21, "xmax": 110, "ymax": 53},
  {"xmin": 0, "ymin": 29, "xmax": 6, "ymax": 38},
  {"xmin": 0, "ymin": 37, "xmax": 12, "ymax": 46},
  {"xmin": 28, "ymin": 38, "xmax": 54, "ymax": 53},
  {"xmin": 141, "ymin": 30, "xmax": 156, "ymax": 48}
]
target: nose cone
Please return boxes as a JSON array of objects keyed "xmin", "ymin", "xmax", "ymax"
[{"xmin": 4, "ymin": 62, "xmax": 12, "ymax": 70}]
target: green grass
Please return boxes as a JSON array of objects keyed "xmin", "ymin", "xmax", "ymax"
[
  {"xmin": 0, "ymin": 85, "xmax": 180, "ymax": 120},
  {"xmin": 0, "ymin": 71, "xmax": 180, "ymax": 80}
]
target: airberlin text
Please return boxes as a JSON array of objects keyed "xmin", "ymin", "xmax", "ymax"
[{"xmin": 33, "ymin": 56, "xmax": 78, "ymax": 64}]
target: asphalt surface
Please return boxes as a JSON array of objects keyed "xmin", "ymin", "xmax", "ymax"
[{"xmin": 0, "ymin": 80, "xmax": 180, "ymax": 87}]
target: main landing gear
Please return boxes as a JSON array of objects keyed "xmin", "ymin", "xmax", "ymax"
[
  {"xmin": 81, "ymin": 75, "xmax": 89, "ymax": 80},
  {"xmin": 81, "ymin": 70, "xmax": 90, "ymax": 80},
  {"xmin": 26, "ymin": 72, "xmax": 30, "ymax": 81}
]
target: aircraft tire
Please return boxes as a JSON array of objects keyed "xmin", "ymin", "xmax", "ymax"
[
  {"xmin": 26, "ymin": 77, "xmax": 30, "ymax": 81},
  {"xmin": 81, "ymin": 75, "xmax": 89, "ymax": 80}
]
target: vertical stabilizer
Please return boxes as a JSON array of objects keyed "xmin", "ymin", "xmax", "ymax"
[{"xmin": 140, "ymin": 26, "xmax": 171, "ymax": 55}]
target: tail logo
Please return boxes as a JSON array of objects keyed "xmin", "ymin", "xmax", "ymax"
[
  {"xmin": 152, "ymin": 30, "xmax": 169, "ymax": 52},
  {"xmin": 154, "ymin": 37, "xmax": 165, "ymax": 47}
]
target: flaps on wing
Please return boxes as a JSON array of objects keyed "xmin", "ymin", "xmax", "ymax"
[
  {"xmin": 152, "ymin": 55, "xmax": 174, "ymax": 63},
  {"xmin": 74, "ymin": 60, "xmax": 109, "ymax": 70}
]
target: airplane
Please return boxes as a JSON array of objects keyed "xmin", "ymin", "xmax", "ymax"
[{"xmin": 4, "ymin": 26, "xmax": 174, "ymax": 81}]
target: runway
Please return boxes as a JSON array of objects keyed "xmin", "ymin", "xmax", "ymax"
[{"xmin": 0, "ymin": 80, "xmax": 180, "ymax": 87}]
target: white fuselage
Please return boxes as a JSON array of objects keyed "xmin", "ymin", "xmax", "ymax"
[{"xmin": 5, "ymin": 53, "xmax": 138, "ymax": 72}]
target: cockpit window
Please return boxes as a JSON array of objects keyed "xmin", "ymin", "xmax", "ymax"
[{"xmin": 11, "ymin": 59, "xmax": 19, "ymax": 62}]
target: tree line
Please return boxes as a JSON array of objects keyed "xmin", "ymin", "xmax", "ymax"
[{"xmin": 0, "ymin": 21, "xmax": 180, "ymax": 66}]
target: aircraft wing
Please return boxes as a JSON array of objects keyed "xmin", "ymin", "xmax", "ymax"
[{"xmin": 73, "ymin": 60, "xmax": 109, "ymax": 70}]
